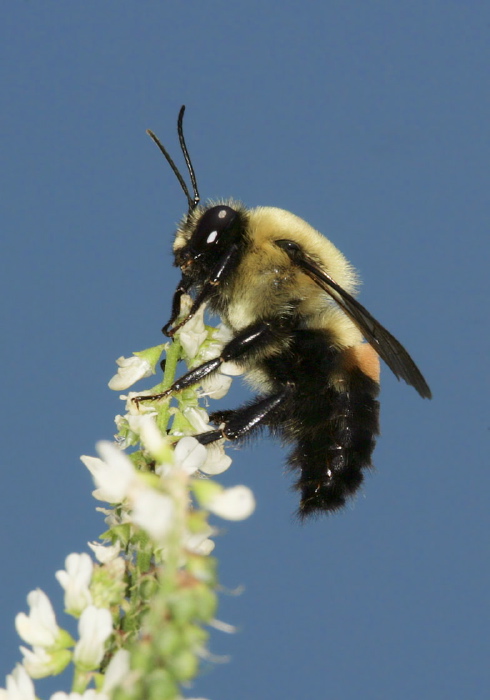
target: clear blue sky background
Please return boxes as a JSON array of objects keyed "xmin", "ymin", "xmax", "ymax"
[{"xmin": 1, "ymin": 2, "xmax": 489, "ymax": 699}]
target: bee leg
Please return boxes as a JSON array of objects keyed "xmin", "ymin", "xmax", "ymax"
[
  {"xmin": 162, "ymin": 274, "xmax": 192, "ymax": 335},
  {"xmin": 164, "ymin": 245, "xmax": 240, "ymax": 336},
  {"xmin": 134, "ymin": 320, "xmax": 287, "ymax": 405},
  {"xmin": 132, "ymin": 355, "xmax": 223, "ymax": 406},
  {"xmin": 193, "ymin": 429, "xmax": 225, "ymax": 445},
  {"xmin": 194, "ymin": 389, "xmax": 290, "ymax": 445}
]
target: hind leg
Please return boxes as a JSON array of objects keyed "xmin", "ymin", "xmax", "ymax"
[{"xmin": 194, "ymin": 389, "xmax": 290, "ymax": 444}]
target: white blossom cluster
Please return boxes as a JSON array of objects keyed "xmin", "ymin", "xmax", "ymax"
[
  {"xmin": 1, "ymin": 297, "xmax": 255, "ymax": 700},
  {"xmin": 2, "ymin": 573, "xmax": 128, "ymax": 700}
]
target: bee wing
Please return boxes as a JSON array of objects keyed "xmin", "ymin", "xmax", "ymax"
[{"xmin": 278, "ymin": 242, "xmax": 431, "ymax": 399}]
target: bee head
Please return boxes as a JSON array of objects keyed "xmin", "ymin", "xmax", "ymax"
[{"xmin": 174, "ymin": 204, "xmax": 244, "ymax": 272}]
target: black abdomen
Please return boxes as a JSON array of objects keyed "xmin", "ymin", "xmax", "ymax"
[{"xmin": 262, "ymin": 329, "xmax": 380, "ymax": 518}]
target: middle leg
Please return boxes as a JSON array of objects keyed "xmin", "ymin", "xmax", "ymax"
[{"xmin": 194, "ymin": 388, "xmax": 291, "ymax": 445}]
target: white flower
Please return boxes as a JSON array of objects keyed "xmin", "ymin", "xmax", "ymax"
[
  {"xmin": 81, "ymin": 442, "xmax": 137, "ymax": 503},
  {"xmin": 136, "ymin": 414, "xmax": 167, "ymax": 456},
  {"xmin": 20, "ymin": 646, "xmax": 71, "ymax": 679},
  {"xmin": 130, "ymin": 488, "xmax": 175, "ymax": 541},
  {"xmin": 88, "ymin": 541, "xmax": 121, "ymax": 564},
  {"xmin": 55, "ymin": 553, "xmax": 93, "ymax": 616},
  {"xmin": 207, "ymin": 486, "xmax": 256, "ymax": 521},
  {"xmin": 102, "ymin": 649, "xmax": 131, "ymax": 693},
  {"xmin": 73, "ymin": 606, "xmax": 113, "ymax": 671},
  {"xmin": 182, "ymin": 407, "xmax": 212, "ymax": 434},
  {"xmin": 84, "ymin": 439, "xmax": 182, "ymax": 543},
  {"xmin": 0, "ymin": 664, "xmax": 35, "ymax": 700},
  {"xmin": 200, "ymin": 443, "xmax": 232, "ymax": 475},
  {"xmin": 180, "ymin": 329, "xmax": 208, "ymax": 360},
  {"xmin": 220, "ymin": 361, "xmax": 244, "ymax": 376},
  {"xmin": 177, "ymin": 301, "xmax": 208, "ymax": 360},
  {"xmin": 192, "ymin": 538, "xmax": 215, "ymax": 555},
  {"xmin": 108, "ymin": 355, "xmax": 153, "ymax": 391},
  {"xmin": 114, "ymin": 414, "xmax": 126, "ymax": 432},
  {"xmin": 196, "ymin": 333, "xmax": 225, "ymax": 364},
  {"xmin": 185, "ymin": 528, "xmax": 216, "ymax": 555},
  {"xmin": 121, "ymin": 413, "xmax": 171, "ymax": 461},
  {"xmin": 197, "ymin": 343, "xmax": 221, "ymax": 363},
  {"xmin": 213, "ymin": 322, "xmax": 232, "ymax": 341},
  {"xmin": 173, "ymin": 437, "xmax": 207, "ymax": 475},
  {"xmin": 112, "ymin": 414, "xmax": 139, "ymax": 450},
  {"xmin": 200, "ymin": 373, "xmax": 233, "ymax": 400},
  {"xmin": 15, "ymin": 590, "xmax": 60, "ymax": 648},
  {"xmin": 123, "ymin": 390, "xmax": 158, "ymax": 416},
  {"xmin": 50, "ymin": 692, "xmax": 108, "ymax": 700}
]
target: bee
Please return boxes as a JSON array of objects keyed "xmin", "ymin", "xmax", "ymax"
[{"xmin": 136, "ymin": 106, "xmax": 431, "ymax": 518}]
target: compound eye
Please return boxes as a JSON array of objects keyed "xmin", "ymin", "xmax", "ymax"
[{"xmin": 192, "ymin": 205, "xmax": 237, "ymax": 249}]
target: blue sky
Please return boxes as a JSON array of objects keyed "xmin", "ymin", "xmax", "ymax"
[{"xmin": 1, "ymin": 2, "xmax": 489, "ymax": 698}]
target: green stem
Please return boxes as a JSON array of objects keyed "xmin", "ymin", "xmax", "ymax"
[
  {"xmin": 155, "ymin": 339, "xmax": 181, "ymax": 434},
  {"xmin": 162, "ymin": 339, "xmax": 181, "ymax": 390}
]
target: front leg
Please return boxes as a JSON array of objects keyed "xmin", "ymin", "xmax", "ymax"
[
  {"xmin": 164, "ymin": 245, "xmax": 240, "ymax": 336},
  {"xmin": 161, "ymin": 274, "xmax": 193, "ymax": 336},
  {"xmin": 133, "ymin": 320, "xmax": 290, "ymax": 407}
]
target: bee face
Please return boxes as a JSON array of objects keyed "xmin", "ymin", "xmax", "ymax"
[{"xmin": 175, "ymin": 204, "xmax": 244, "ymax": 273}]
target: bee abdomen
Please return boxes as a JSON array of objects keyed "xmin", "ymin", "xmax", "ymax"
[{"xmin": 291, "ymin": 368, "xmax": 380, "ymax": 518}]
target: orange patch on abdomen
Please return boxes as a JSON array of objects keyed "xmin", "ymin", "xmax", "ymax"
[{"xmin": 341, "ymin": 344, "xmax": 380, "ymax": 382}]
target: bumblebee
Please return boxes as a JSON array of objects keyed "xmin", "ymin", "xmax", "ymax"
[{"xmin": 136, "ymin": 107, "xmax": 431, "ymax": 518}]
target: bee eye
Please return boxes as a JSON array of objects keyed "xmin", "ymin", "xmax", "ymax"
[{"xmin": 192, "ymin": 205, "xmax": 237, "ymax": 249}]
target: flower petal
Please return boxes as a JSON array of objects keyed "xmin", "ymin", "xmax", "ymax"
[
  {"xmin": 20, "ymin": 646, "xmax": 71, "ymax": 679},
  {"xmin": 0, "ymin": 664, "xmax": 36, "ymax": 700},
  {"xmin": 200, "ymin": 373, "xmax": 233, "ymax": 400},
  {"xmin": 182, "ymin": 407, "xmax": 212, "ymax": 434},
  {"xmin": 74, "ymin": 607, "xmax": 113, "ymax": 671},
  {"xmin": 87, "ymin": 541, "xmax": 121, "ymax": 564},
  {"xmin": 207, "ymin": 486, "xmax": 256, "ymax": 521},
  {"xmin": 200, "ymin": 443, "xmax": 232, "ymax": 475},
  {"xmin": 55, "ymin": 553, "xmax": 93, "ymax": 615},
  {"xmin": 130, "ymin": 488, "xmax": 175, "ymax": 541},
  {"xmin": 102, "ymin": 649, "xmax": 131, "ymax": 693},
  {"xmin": 108, "ymin": 356, "xmax": 153, "ymax": 391},
  {"xmin": 15, "ymin": 590, "xmax": 59, "ymax": 648},
  {"xmin": 174, "ymin": 437, "xmax": 207, "ymax": 475},
  {"xmin": 81, "ymin": 443, "xmax": 136, "ymax": 504}
]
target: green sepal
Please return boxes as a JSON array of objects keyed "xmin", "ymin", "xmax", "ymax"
[
  {"xmin": 29, "ymin": 648, "xmax": 72, "ymax": 679},
  {"xmin": 191, "ymin": 479, "xmax": 223, "ymax": 507},
  {"xmin": 134, "ymin": 344, "xmax": 168, "ymax": 373},
  {"xmin": 54, "ymin": 627, "xmax": 76, "ymax": 650},
  {"xmin": 104, "ymin": 523, "xmax": 132, "ymax": 548}
]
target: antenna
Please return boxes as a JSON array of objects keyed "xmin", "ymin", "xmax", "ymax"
[{"xmin": 146, "ymin": 105, "xmax": 200, "ymax": 213}]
